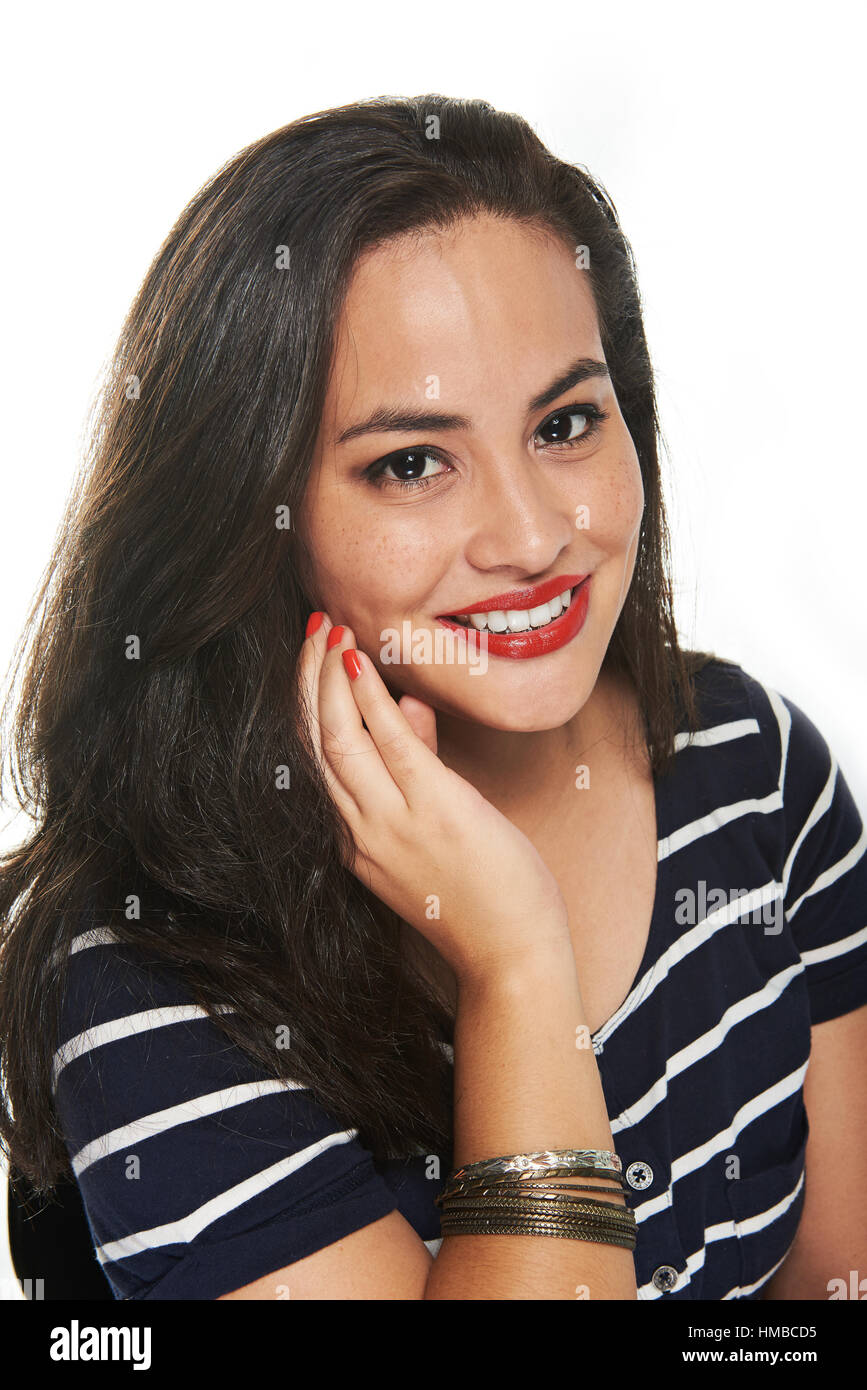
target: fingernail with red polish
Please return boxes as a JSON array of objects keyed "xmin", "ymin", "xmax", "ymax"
[
  {"xmin": 305, "ymin": 611, "xmax": 323, "ymax": 638},
  {"xmin": 327, "ymin": 625, "xmax": 345, "ymax": 650},
  {"xmin": 342, "ymin": 649, "xmax": 362, "ymax": 681}
]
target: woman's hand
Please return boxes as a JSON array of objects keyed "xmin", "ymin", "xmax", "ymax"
[{"xmin": 297, "ymin": 613, "xmax": 571, "ymax": 988}]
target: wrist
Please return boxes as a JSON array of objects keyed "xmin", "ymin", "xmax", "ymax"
[{"xmin": 455, "ymin": 930, "xmax": 578, "ymax": 998}]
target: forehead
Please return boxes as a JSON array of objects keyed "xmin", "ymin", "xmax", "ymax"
[{"xmin": 323, "ymin": 214, "xmax": 603, "ymax": 420}]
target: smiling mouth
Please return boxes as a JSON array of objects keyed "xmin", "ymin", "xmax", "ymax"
[{"xmin": 442, "ymin": 584, "xmax": 579, "ymax": 634}]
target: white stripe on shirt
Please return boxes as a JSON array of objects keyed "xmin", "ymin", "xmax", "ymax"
[
  {"xmin": 52, "ymin": 1004, "xmax": 234, "ymax": 1090},
  {"xmin": 594, "ymin": 880, "xmax": 783, "ymax": 1047},
  {"xmin": 637, "ymin": 1171, "xmax": 803, "ymax": 1300},
  {"xmin": 673, "ymin": 718, "xmax": 760, "ymax": 752},
  {"xmin": 766, "ymin": 685, "xmax": 792, "ymax": 792},
  {"xmin": 95, "ymin": 1129, "xmax": 361, "ymax": 1265},
  {"xmin": 71, "ymin": 1079, "xmax": 305, "ymax": 1177},
  {"xmin": 632, "ymin": 1061, "xmax": 809, "ymax": 1225},
  {"xmin": 786, "ymin": 822, "xmax": 867, "ymax": 920},
  {"xmin": 610, "ymin": 962, "xmax": 803, "ymax": 1133},
  {"xmin": 782, "ymin": 759, "xmax": 838, "ymax": 896},
  {"xmin": 800, "ymin": 921, "xmax": 867, "ymax": 967},
  {"xmin": 658, "ymin": 791, "xmax": 783, "ymax": 862},
  {"xmin": 70, "ymin": 928, "xmax": 120, "ymax": 954}
]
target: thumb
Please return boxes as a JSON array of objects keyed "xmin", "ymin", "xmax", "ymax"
[{"xmin": 398, "ymin": 694, "xmax": 438, "ymax": 756}]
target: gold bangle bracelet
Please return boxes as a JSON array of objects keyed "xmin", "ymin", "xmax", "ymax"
[
  {"xmin": 440, "ymin": 1202, "xmax": 637, "ymax": 1224},
  {"xmin": 439, "ymin": 1213, "xmax": 637, "ymax": 1250},
  {"xmin": 440, "ymin": 1180, "xmax": 631, "ymax": 1204},
  {"xmin": 439, "ymin": 1184, "xmax": 630, "ymax": 1206},
  {"xmin": 439, "ymin": 1191, "xmax": 637, "ymax": 1232},
  {"xmin": 439, "ymin": 1197, "xmax": 637, "ymax": 1232},
  {"xmin": 439, "ymin": 1192, "xmax": 633, "ymax": 1217}
]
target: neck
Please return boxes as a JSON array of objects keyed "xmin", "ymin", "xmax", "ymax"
[{"xmin": 434, "ymin": 662, "xmax": 643, "ymax": 820}]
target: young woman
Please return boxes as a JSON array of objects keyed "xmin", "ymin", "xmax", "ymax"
[{"xmin": 2, "ymin": 95, "xmax": 866, "ymax": 1302}]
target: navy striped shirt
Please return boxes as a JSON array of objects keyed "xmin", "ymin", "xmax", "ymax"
[{"xmin": 53, "ymin": 658, "xmax": 867, "ymax": 1299}]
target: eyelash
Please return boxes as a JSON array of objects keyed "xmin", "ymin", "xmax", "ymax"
[{"xmin": 363, "ymin": 403, "xmax": 610, "ymax": 492}]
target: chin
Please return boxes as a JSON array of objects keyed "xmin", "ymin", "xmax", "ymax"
[
  {"xmin": 425, "ymin": 677, "xmax": 595, "ymax": 733},
  {"xmin": 488, "ymin": 708, "xmax": 582, "ymax": 733}
]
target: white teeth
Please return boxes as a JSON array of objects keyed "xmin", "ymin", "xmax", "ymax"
[
  {"xmin": 450, "ymin": 586, "xmax": 575, "ymax": 632},
  {"xmin": 525, "ymin": 602, "xmax": 547, "ymax": 628}
]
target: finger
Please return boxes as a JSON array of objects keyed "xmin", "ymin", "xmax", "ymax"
[
  {"xmin": 317, "ymin": 624, "xmax": 408, "ymax": 819},
  {"xmin": 334, "ymin": 646, "xmax": 443, "ymax": 809},
  {"xmin": 297, "ymin": 618, "xmax": 390, "ymax": 879},
  {"xmin": 397, "ymin": 694, "xmax": 438, "ymax": 756},
  {"xmin": 297, "ymin": 611, "xmax": 359, "ymax": 820},
  {"xmin": 297, "ymin": 611, "xmax": 331, "ymax": 765}
]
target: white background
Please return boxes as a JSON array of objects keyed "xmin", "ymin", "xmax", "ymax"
[{"xmin": 1, "ymin": 0, "xmax": 865, "ymax": 1297}]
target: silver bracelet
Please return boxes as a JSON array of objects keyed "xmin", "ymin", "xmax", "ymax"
[{"xmin": 448, "ymin": 1148, "xmax": 623, "ymax": 1184}]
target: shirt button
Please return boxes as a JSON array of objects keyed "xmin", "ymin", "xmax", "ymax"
[
  {"xmin": 626, "ymin": 1161, "xmax": 654, "ymax": 1190},
  {"xmin": 652, "ymin": 1265, "xmax": 679, "ymax": 1293}
]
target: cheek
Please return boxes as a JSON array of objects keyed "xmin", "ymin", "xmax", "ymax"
[
  {"xmin": 583, "ymin": 455, "xmax": 644, "ymax": 551},
  {"xmin": 303, "ymin": 508, "xmax": 441, "ymax": 623}
]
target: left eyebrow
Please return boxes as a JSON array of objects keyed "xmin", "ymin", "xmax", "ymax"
[{"xmin": 333, "ymin": 356, "xmax": 611, "ymax": 446}]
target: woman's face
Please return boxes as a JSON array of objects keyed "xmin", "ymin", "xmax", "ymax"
[{"xmin": 297, "ymin": 213, "xmax": 644, "ymax": 732}]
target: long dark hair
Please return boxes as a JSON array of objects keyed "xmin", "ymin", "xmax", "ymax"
[{"xmin": 0, "ymin": 94, "xmax": 709, "ymax": 1192}]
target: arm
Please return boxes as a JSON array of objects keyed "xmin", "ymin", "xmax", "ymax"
[
  {"xmin": 220, "ymin": 614, "xmax": 640, "ymax": 1299},
  {"xmin": 760, "ymin": 1001, "xmax": 867, "ymax": 1299},
  {"xmin": 424, "ymin": 943, "xmax": 637, "ymax": 1300},
  {"xmin": 221, "ymin": 939, "xmax": 637, "ymax": 1299}
]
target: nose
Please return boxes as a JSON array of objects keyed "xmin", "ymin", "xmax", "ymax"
[{"xmin": 461, "ymin": 449, "xmax": 575, "ymax": 575}]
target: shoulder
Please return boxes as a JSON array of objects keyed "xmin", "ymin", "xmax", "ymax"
[
  {"xmin": 679, "ymin": 658, "xmax": 867, "ymax": 1022},
  {"xmin": 678, "ymin": 655, "xmax": 842, "ymax": 797},
  {"xmin": 679, "ymin": 654, "xmax": 779, "ymax": 744},
  {"xmin": 669, "ymin": 654, "xmax": 866, "ymax": 919},
  {"xmin": 677, "ymin": 653, "xmax": 866, "ymax": 871}
]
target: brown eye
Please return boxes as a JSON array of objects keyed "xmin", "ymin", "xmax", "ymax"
[
  {"xmin": 365, "ymin": 448, "xmax": 451, "ymax": 491},
  {"xmin": 537, "ymin": 404, "xmax": 608, "ymax": 448}
]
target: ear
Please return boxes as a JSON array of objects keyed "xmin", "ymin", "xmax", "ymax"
[{"xmin": 397, "ymin": 695, "xmax": 438, "ymax": 756}]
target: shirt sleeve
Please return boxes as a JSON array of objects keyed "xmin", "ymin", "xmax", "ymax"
[
  {"xmin": 762, "ymin": 687, "xmax": 867, "ymax": 1025},
  {"xmin": 53, "ymin": 933, "xmax": 400, "ymax": 1300}
]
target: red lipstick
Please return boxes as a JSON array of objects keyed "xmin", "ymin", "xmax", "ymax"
[
  {"xmin": 441, "ymin": 573, "xmax": 587, "ymax": 616},
  {"xmin": 436, "ymin": 573, "xmax": 591, "ymax": 660}
]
